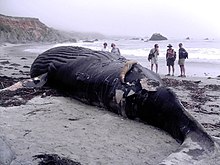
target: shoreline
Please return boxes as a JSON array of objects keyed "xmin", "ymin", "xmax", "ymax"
[
  {"xmin": 1, "ymin": 42, "xmax": 220, "ymax": 79},
  {"xmin": 0, "ymin": 43, "xmax": 220, "ymax": 164},
  {"xmin": 128, "ymin": 55, "xmax": 220, "ymax": 78}
]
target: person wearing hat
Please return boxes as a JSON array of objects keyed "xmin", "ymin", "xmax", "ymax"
[
  {"xmin": 178, "ymin": 43, "xmax": 188, "ymax": 77},
  {"xmin": 166, "ymin": 44, "xmax": 176, "ymax": 76},
  {"xmin": 101, "ymin": 42, "xmax": 109, "ymax": 52}
]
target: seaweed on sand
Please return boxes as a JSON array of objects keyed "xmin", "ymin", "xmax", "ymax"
[{"xmin": 33, "ymin": 154, "xmax": 81, "ymax": 165}]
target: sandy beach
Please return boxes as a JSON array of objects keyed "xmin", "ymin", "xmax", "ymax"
[{"xmin": 0, "ymin": 43, "xmax": 220, "ymax": 165}]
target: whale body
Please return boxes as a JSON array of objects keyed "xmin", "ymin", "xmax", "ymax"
[{"xmin": 30, "ymin": 46, "xmax": 220, "ymax": 164}]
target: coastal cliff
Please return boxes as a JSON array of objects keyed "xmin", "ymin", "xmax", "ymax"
[{"xmin": 0, "ymin": 14, "xmax": 76, "ymax": 43}]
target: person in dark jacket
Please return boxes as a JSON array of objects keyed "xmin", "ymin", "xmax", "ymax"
[{"xmin": 178, "ymin": 43, "xmax": 188, "ymax": 77}]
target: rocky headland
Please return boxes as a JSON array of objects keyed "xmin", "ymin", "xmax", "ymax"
[{"xmin": 0, "ymin": 14, "xmax": 105, "ymax": 44}]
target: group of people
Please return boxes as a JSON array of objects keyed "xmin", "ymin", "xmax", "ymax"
[
  {"xmin": 101, "ymin": 42, "xmax": 121, "ymax": 57},
  {"xmin": 148, "ymin": 43, "xmax": 188, "ymax": 77},
  {"xmin": 101, "ymin": 42, "xmax": 188, "ymax": 77}
]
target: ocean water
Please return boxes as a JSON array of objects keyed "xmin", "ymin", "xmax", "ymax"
[{"xmin": 25, "ymin": 39, "xmax": 220, "ymax": 77}]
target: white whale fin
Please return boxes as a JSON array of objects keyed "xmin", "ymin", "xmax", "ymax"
[
  {"xmin": 23, "ymin": 73, "xmax": 48, "ymax": 88},
  {"xmin": 0, "ymin": 73, "xmax": 48, "ymax": 92}
]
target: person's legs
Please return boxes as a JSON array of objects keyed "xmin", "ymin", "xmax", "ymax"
[
  {"xmin": 155, "ymin": 64, "xmax": 158, "ymax": 73},
  {"xmin": 179, "ymin": 65, "xmax": 183, "ymax": 76},
  {"xmin": 179, "ymin": 59, "xmax": 186, "ymax": 77},
  {"xmin": 151, "ymin": 58, "xmax": 155, "ymax": 71},
  {"xmin": 172, "ymin": 65, "xmax": 175, "ymax": 76},
  {"xmin": 167, "ymin": 65, "xmax": 171, "ymax": 75},
  {"xmin": 182, "ymin": 65, "xmax": 186, "ymax": 77},
  {"xmin": 151, "ymin": 64, "xmax": 154, "ymax": 71}
]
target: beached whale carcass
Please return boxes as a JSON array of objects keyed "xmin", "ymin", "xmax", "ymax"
[{"xmin": 30, "ymin": 46, "xmax": 220, "ymax": 164}]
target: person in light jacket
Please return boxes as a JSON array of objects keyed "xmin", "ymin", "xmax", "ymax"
[{"xmin": 148, "ymin": 44, "xmax": 159, "ymax": 73}]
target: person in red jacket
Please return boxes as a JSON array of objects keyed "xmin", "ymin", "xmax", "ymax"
[{"xmin": 166, "ymin": 44, "xmax": 176, "ymax": 76}]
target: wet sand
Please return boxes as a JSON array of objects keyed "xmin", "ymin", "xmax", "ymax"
[{"xmin": 0, "ymin": 43, "xmax": 220, "ymax": 164}]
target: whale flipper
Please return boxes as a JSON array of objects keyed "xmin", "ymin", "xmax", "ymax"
[{"xmin": 23, "ymin": 72, "xmax": 48, "ymax": 88}]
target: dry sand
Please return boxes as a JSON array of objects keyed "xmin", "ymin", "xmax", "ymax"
[{"xmin": 0, "ymin": 43, "xmax": 220, "ymax": 164}]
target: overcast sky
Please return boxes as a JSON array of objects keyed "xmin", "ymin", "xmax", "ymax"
[{"xmin": 1, "ymin": 0, "xmax": 220, "ymax": 39}]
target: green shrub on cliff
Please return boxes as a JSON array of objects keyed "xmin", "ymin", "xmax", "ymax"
[{"xmin": 0, "ymin": 24, "xmax": 11, "ymax": 33}]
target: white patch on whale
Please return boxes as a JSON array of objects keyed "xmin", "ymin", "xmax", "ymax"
[
  {"xmin": 115, "ymin": 90, "xmax": 124, "ymax": 104},
  {"xmin": 140, "ymin": 78, "xmax": 160, "ymax": 91}
]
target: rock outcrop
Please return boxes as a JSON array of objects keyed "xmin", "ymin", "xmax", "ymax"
[
  {"xmin": 0, "ymin": 14, "xmax": 77, "ymax": 43},
  {"xmin": 149, "ymin": 33, "xmax": 167, "ymax": 41}
]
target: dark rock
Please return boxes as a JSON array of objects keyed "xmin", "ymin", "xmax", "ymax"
[
  {"xmin": 83, "ymin": 40, "xmax": 94, "ymax": 43},
  {"xmin": 83, "ymin": 39, "xmax": 99, "ymax": 43},
  {"xmin": 0, "ymin": 60, "xmax": 10, "ymax": 65},
  {"xmin": 149, "ymin": 33, "xmax": 167, "ymax": 41},
  {"xmin": 130, "ymin": 37, "xmax": 140, "ymax": 40},
  {"xmin": 23, "ymin": 65, "xmax": 30, "ymax": 68}
]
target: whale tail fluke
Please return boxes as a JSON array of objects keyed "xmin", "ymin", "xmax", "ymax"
[
  {"xmin": 143, "ymin": 87, "xmax": 220, "ymax": 164},
  {"xmin": 159, "ymin": 131, "xmax": 220, "ymax": 165}
]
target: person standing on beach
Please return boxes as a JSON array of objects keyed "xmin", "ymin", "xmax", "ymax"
[
  {"xmin": 178, "ymin": 43, "xmax": 188, "ymax": 77},
  {"xmin": 148, "ymin": 44, "xmax": 159, "ymax": 73},
  {"xmin": 101, "ymin": 42, "xmax": 109, "ymax": 52},
  {"xmin": 166, "ymin": 44, "xmax": 176, "ymax": 76},
  {"xmin": 111, "ymin": 43, "xmax": 121, "ymax": 57}
]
